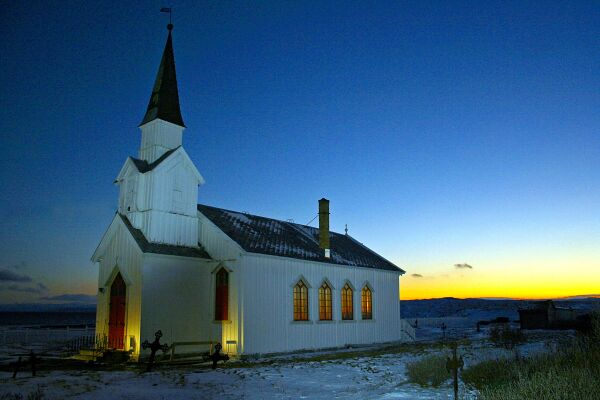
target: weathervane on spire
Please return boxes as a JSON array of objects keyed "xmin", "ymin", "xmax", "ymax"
[{"xmin": 160, "ymin": 7, "xmax": 173, "ymax": 30}]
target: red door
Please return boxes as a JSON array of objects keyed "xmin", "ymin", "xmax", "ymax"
[{"xmin": 108, "ymin": 273, "xmax": 126, "ymax": 349}]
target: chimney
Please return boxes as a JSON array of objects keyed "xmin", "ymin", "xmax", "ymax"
[{"xmin": 318, "ymin": 198, "xmax": 330, "ymax": 258}]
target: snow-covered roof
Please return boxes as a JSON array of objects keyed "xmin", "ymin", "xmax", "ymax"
[{"xmin": 197, "ymin": 204, "xmax": 403, "ymax": 272}]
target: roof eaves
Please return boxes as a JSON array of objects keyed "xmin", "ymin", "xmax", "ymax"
[{"xmin": 244, "ymin": 249, "xmax": 401, "ymax": 272}]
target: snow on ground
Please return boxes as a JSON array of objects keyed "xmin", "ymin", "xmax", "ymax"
[
  {"xmin": 1, "ymin": 354, "xmax": 457, "ymax": 400},
  {"xmin": 0, "ymin": 331, "xmax": 567, "ymax": 400}
]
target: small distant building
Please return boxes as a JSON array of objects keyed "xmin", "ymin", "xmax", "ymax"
[{"xmin": 518, "ymin": 300, "xmax": 578, "ymax": 330}]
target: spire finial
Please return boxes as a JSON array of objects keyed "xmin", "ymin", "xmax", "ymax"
[{"xmin": 160, "ymin": 7, "xmax": 173, "ymax": 28}]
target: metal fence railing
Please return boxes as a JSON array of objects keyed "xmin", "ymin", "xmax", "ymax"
[
  {"xmin": 66, "ymin": 333, "xmax": 108, "ymax": 354},
  {"xmin": 0, "ymin": 325, "xmax": 96, "ymax": 348}
]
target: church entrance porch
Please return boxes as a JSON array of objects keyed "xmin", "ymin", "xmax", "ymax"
[{"xmin": 108, "ymin": 272, "xmax": 126, "ymax": 349}]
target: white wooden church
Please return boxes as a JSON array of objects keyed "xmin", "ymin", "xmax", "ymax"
[{"xmin": 92, "ymin": 24, "xmax": 408, "ymax": 358}]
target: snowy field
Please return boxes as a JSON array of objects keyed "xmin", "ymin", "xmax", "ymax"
[{"xmin": 0, "ymin": 331, "xmax": 563, "ymax": 400}]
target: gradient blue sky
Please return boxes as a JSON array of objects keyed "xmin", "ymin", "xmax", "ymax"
[{"xmin": 1, "ymin": 1, "xmax": 599, "ymax": 302}]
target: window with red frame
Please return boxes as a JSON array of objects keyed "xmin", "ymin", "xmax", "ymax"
[{"xmin": 215, "ymin": 268, "xmax": 228, "ymax": 321}]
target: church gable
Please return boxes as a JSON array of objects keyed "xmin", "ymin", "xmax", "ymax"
[
  {"xmin": 114, "ymin": 144, "xmax": 204, "ymax": 245},
  {"xmin": 92, "ymin": 213, "xmax": 142, "ymax": 263},
  {"xmin": 115, "ymin": 157, "xmax": 142, "ymax": 182},
  {"xmin": 150, "ymin": 146, "xmax": 204, "ymax": 184},
  {"xmin": 144, "ymin": 147, "xmax": 203, "ymax": 217},
  {"xmin": 118, "ymin": 146, "xmax": 203, "ymax": 183}
]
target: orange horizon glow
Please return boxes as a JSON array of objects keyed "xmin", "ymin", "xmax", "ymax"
[
  {"xmin": 398, "ymin": 255, "xmax": 600, "ymax": 301},
  {"xmin": 400, "ymin": 281, "xmax": 600, "ymax": 301},
  {"xmin": 401, "ymin": 294, "xmax": 600, "ymax": 301}
]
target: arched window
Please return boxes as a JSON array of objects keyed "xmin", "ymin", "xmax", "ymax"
[
  {"xmin": 319, "ymin": 282, "xmax": 332, "ymax": 320},
  {"xmin": 361, "ymin": 286, "xmax": 372, "ymax": 320},
  {"xmin": 293, "ymin": 280, "xmax": 309, "ymax": 321},
  {"xmin": 215, "ymin": 268, "xmax": 228, "ymax": 321},
  {"xmin": 341, "ymin": 283, "xmax": 353, "ymax": 320}
]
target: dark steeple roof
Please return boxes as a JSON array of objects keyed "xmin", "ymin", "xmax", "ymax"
[{"xmin": 140, "ymin": 25, "xmax": 185, "ymax": 127}]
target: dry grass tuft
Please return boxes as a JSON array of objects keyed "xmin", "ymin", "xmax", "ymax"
[{"xmin": 406, "ymin": 354, "xmax": 450, "ymax": 387}]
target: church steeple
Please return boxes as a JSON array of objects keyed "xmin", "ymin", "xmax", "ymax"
[
  {"xmin": 140, "ymin": 24, "xmax": 185, "ymax": 128},
  {"xmin": 112, "ymin": 20, "xmax": 203, "ymax": 249}
]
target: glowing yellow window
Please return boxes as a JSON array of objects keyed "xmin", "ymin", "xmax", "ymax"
[
  {"xmin": 293, "ymin": 281, "xmax": 309, "ymax": 321},
  {"xmin": 341, "ymin": 283, "xmax": 353, "ymax": 320},
  {"xmin": 319, "ymin": 282, "xmax": 332, "ymax": 320},
  {"xmin": 361, "ymin": 286, "xmax": 372, "ymax": 320}
]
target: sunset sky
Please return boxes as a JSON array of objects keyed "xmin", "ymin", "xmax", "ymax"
[{"xmin": 1, "ymin": 1, "xmax": 599, "ymax": 304}]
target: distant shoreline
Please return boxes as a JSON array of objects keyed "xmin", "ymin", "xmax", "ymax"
[{"xmin": 0, "ymin": 310, "xmax": 96, "ymax": 327}]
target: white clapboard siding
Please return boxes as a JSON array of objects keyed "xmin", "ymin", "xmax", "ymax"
[
  {"xmin": 118, "ymin": 150, "xmax": 201, "ymax": 247},
  {"xmin": 136, "ymin": 210, "xmax": 198, "ymax": 247},
  {"xmin": 196, "ymin": 209, "xmax": 404, "ymax": 355},
  {"xmin": 139, "ymin": 119, "xmax": 184, "ymax": 163},
  {"xmin": 239, "ymin": 253, "xmax": 401, "ymax": 355},
  {"xmin": 95, "ymin": 205, "xmax": 404, "ymax": 358},
  {"xmin": 140, "ymin": 254, "xmax": 217, "ymax": 352},
  {"xmin": 197, "ymin": 212, "xmax": 243, "ymax": 261},
  {"xmin": 196, "ymin": 211, "xmax": 244, "ymax": 351}
]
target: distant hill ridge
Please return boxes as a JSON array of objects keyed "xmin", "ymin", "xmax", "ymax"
[{"xmin": 401, "ymin": 297, "xmax": 600, "ymax": 319}]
